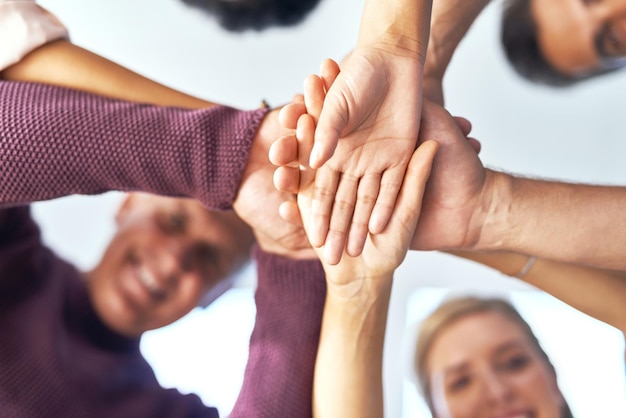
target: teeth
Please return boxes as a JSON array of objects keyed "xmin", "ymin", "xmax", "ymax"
[{"xmin": 138, "ymin": 265, "xmax": 159, "ymax": 293}]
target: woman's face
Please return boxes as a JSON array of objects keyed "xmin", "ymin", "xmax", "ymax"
[{"xmin": 426, "ymin": 311, "xmax": 564, "ymax": 418}]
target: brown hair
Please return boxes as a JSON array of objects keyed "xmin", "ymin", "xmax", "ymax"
[{"xmin": 413, "ymin": 296, "xmax": 574, "ymax": 417}]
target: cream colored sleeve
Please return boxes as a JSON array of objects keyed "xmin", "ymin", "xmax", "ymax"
[{"xmin": 0, "ymin": 1, "xmax": 69, "ymax": 71}]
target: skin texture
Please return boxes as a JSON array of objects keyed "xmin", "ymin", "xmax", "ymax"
[
  {"xmin": 273, "ymin": 0, "xmax": 434, "ymax": 266},
  {"xmin": 87, "ymin": 193, "xmax": 254, "ymax": 337},
  {"xmin": 426, "ymin": 312, "xmax": 564, "ymax": 418},
  {"xmin": 531, "ymin": 0, "xmax": 626, "ymax": 76},
  {"xmin": 290, "ymin": 69, "xmax": 439, "ymax": 418},
  {"xmin": 448, "ymin": 250, "xmax": 626, "ymax": 334}
]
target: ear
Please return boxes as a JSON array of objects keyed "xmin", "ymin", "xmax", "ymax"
[{"xmin": 115, "ymin": 193, "xmax": 139, "ymax": 225}]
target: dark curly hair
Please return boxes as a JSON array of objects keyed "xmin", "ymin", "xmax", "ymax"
[
  {"xmin": 179, "ymin": 0, "xmax": 323, "ymax": 32},
  {"xmin": 500, "ymin": 0, "xmax": 622, "ymax": 87}
]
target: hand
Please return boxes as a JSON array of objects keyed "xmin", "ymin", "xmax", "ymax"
[
  {"xmin": 409, "ymin": 100, "xmax": 489, "ymax": 251},
  {"xmin": 280, "ymin": 92, "xmax": 438, "ymax": 289},
  {"xmin": 233, "ymin": 108, "xmax": 315, "ymax": 259},
  {"xmin": 274, "ymin": 49, "xmax": 423, "ymax": 265},
  {"xmin": 297, "ymin": 131, "xmax": 439, "ymax": 295}
]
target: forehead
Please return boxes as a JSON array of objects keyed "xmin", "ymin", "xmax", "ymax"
[{"xmin": 426, "ymin": 311, "xmax": 530, "ymax": 371}]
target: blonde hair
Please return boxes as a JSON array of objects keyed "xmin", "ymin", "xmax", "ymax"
[{"xmin": 413, "ymin": 296, "xmax": 573, "ymax": 417}]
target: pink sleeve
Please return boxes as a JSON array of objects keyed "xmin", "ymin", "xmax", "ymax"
[
  {"xmin": 0, "ymin": 80, "xmax": 269, "ymax": 210},
  {"xmin": 0, "ymin": 1, "xmax": 69, "ymax": 71}
]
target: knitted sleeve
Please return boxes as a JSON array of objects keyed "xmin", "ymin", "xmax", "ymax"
[
  {"xmin": 0, "ymin": 81, "xmax": 269, "ymax": 210},
  {"xmin": 229, "ymin": 246, "xmax": 326, "ymax": 418}
]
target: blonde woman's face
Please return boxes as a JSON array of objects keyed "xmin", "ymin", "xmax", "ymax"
[{"xmin": 426, "ymin": 312, "xmax": 564, "ymax": 418}]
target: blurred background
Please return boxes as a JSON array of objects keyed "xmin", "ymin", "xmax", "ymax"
[{"xmin": 34, "ymin": 0, "xmax": 626, "ymax": 416}]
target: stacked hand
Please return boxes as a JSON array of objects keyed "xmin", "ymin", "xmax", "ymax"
[
  {"xmin": 233, "ymin": 108, "xmax": 315, "ymax": 260},
  {"xmin": 272, "ymin": 44, "xmax": 423, "ymax": 265}
]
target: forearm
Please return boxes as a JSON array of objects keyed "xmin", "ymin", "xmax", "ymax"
[
  {"xmin": 425, "ymin": 0, "xmax": 491, "ymax": 80},
  {"xmin": 1, "ymin": 40, "xmax": 214, "ymax": 109},
  {"xmin": 313, "ymin": 276, "xmax": 393, "ymax": 418},
  {"xmin": 527, "ymin": 260, "xmax": 626, "ymax": 333},
  {"xmin": 0, "ymin": 81, "xmax": 266, "ymax": 209},
  {"xmin": 478, "ymin": 171, "xmax": 626, "ymax": 269},
  {"xmin": 358, "ymin": 0, "xmax": 433, "ymax": 61},
  {"xmin": 449, "ymin": 250, "xmax": 626, "ymax": 333}
]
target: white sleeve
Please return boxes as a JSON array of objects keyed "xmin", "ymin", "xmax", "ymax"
[{"xmin": 0, "ymin": 0, "xmax": 69, "ymax": 71}]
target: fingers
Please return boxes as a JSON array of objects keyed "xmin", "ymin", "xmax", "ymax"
[
  {"xmin": 279, "ymin": 101, "xmax": 307, "ymax": 130},
  {"xmin": 269, "ymin": 134, "xmax": 298, "ymax": 166},
  {"xmin": 392, "ymin": 140, "xmax": 439, "ymax": 234},
  {"xmin": 304, "ymin": 74, "xmax": 325, "ymax": 123},
  {"xmin": 368, "ymin": 167, "xmax": 405, "ymax": 234},
  {"xmin": 309, "ymin": 86, "xmax": 347, "ymax": 169},
  {"xmin": 322, "ymin": 171, "xmax": 359, "ymax": 265},
  {"xmin": 295, "ymin": 112, "xmax": 316, "ymax": 169},
  {"xmin": 273, "ymin": 166, "xmax": 300, "ymax": 194},
  {"xmin": 452, "ymin": 116, "xmax": 472, "ymax": 137},
  {"xmin": 320, "ymin": 58, "xmax": 340, "ymax": 92},
  {"xmin": 308, "ymin": 166, "xmax": 338, "ymax": 248},
  {"xmin": 278, "ymin": 200, "xmax": 304, "ymax": 227},
  {"xmin": 467, "ymin": 137, "xmax": 481, "ymax": 154},
  {"xmin": 346, "ymin": 172, "xmax": 380, "ymax": 257}
]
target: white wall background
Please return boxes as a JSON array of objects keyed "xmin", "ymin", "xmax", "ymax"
[{"xmin": 33, "ymin": 0, "xmax": 626, "ymax": 416}]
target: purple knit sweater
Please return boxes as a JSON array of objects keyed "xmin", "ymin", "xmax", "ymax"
[{"xmin": 0, "ymin": 81, "xmax": 326, "ymax": 417}]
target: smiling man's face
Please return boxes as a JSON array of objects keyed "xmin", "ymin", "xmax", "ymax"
[
  {"xmin": 87, "ymin": 193, "xmax": 254, "ymax": 337},
  {"xmin": 532, "ymin": 0, "xmax": 626, "ymax": 76}
]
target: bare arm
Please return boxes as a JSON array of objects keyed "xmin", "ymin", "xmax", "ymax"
[
  {"xmin": 1, "ymin": 39, "xmax": 213, "ymax": 109},
  {"xmin": 424, "ymin": 0, "xmax": 491, "ymax": 103},
  {"xmin": 478, "ymin": 174, "xmax": 626, "ymax": 270},
  {"xmin": 448, "ymin": 250, "xmax": 626, "ymax": 333},
  {"xmin": 288, "ymin": 79, "xmax": 440, "ymax": 417}
]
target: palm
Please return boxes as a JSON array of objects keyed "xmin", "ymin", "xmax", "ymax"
[
  {"xmin": 298, "ymin": 140, "xmax": 439, "ymax": 288},
  {"xmin": 309, "ymin": 47, "xmax": 423, "ymax": 264}
]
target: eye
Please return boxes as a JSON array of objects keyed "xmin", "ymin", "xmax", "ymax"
[
  {"xmin": 448, "ymin": 375, "xmax": 471, "ymax": 393},
  {"xmin": 500, "ymin": 354, "xmax": 531, "ymax": 372},
  {"xmin": 181, "ymin": 243, "xmax": 220, "ymax": 278},
  {"xmin": 159, "ymin": 212, "xmax": 188, "ymax": 235}
]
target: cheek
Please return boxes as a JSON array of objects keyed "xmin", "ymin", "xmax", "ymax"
[
  {"xmin": 436, "ymin": 391, "xmax": 481, "ymax": 418},
  {"xmin": 430, "ymin": 376, "xmax": 478, "ymax": 418},
  {"xmin": 148, "ymin": 274, "xmax": 208, "ymax": 328},
  {"xmin": 511, "ymin": 366, "xmax": 564, "ymax": 411}
]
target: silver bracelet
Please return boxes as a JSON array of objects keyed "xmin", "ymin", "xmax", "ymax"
[{"xmin": 515, "ymin": 256, "xmax": 537, "ymax": 278}]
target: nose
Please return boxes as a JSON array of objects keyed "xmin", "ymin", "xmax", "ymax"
[
  {"xmin": 153, "ymin": 241, "xmax": 187, "ymax": 289},
  {"xmin": 481, "ymin": 371, "xmax": 514, "ymax": 404}
]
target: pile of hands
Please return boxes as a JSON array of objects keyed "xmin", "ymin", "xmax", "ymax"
[{"xmin": 234, "ymin": 51, "xmax": 490, "ymax": 286}]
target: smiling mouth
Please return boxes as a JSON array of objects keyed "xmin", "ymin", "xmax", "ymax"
[
  {"xmin": 493, "ymin": 412, "xmax": 534, "ymax": 418},
  {"xmin": 126, "ymin": 251, "xmax": 167, "ymax": 302}
]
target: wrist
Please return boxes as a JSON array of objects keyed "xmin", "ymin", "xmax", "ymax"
[
  {"xmin": 472, "ymin": 169, "xmax": 516, "ymax": 251},
  {"xmin": 325, "ymin": 272, "xmax": 393, "ymax": 302},
  {"xmin": 358, "ymin": 1, "xmax": 431, "ymax": 62}
]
